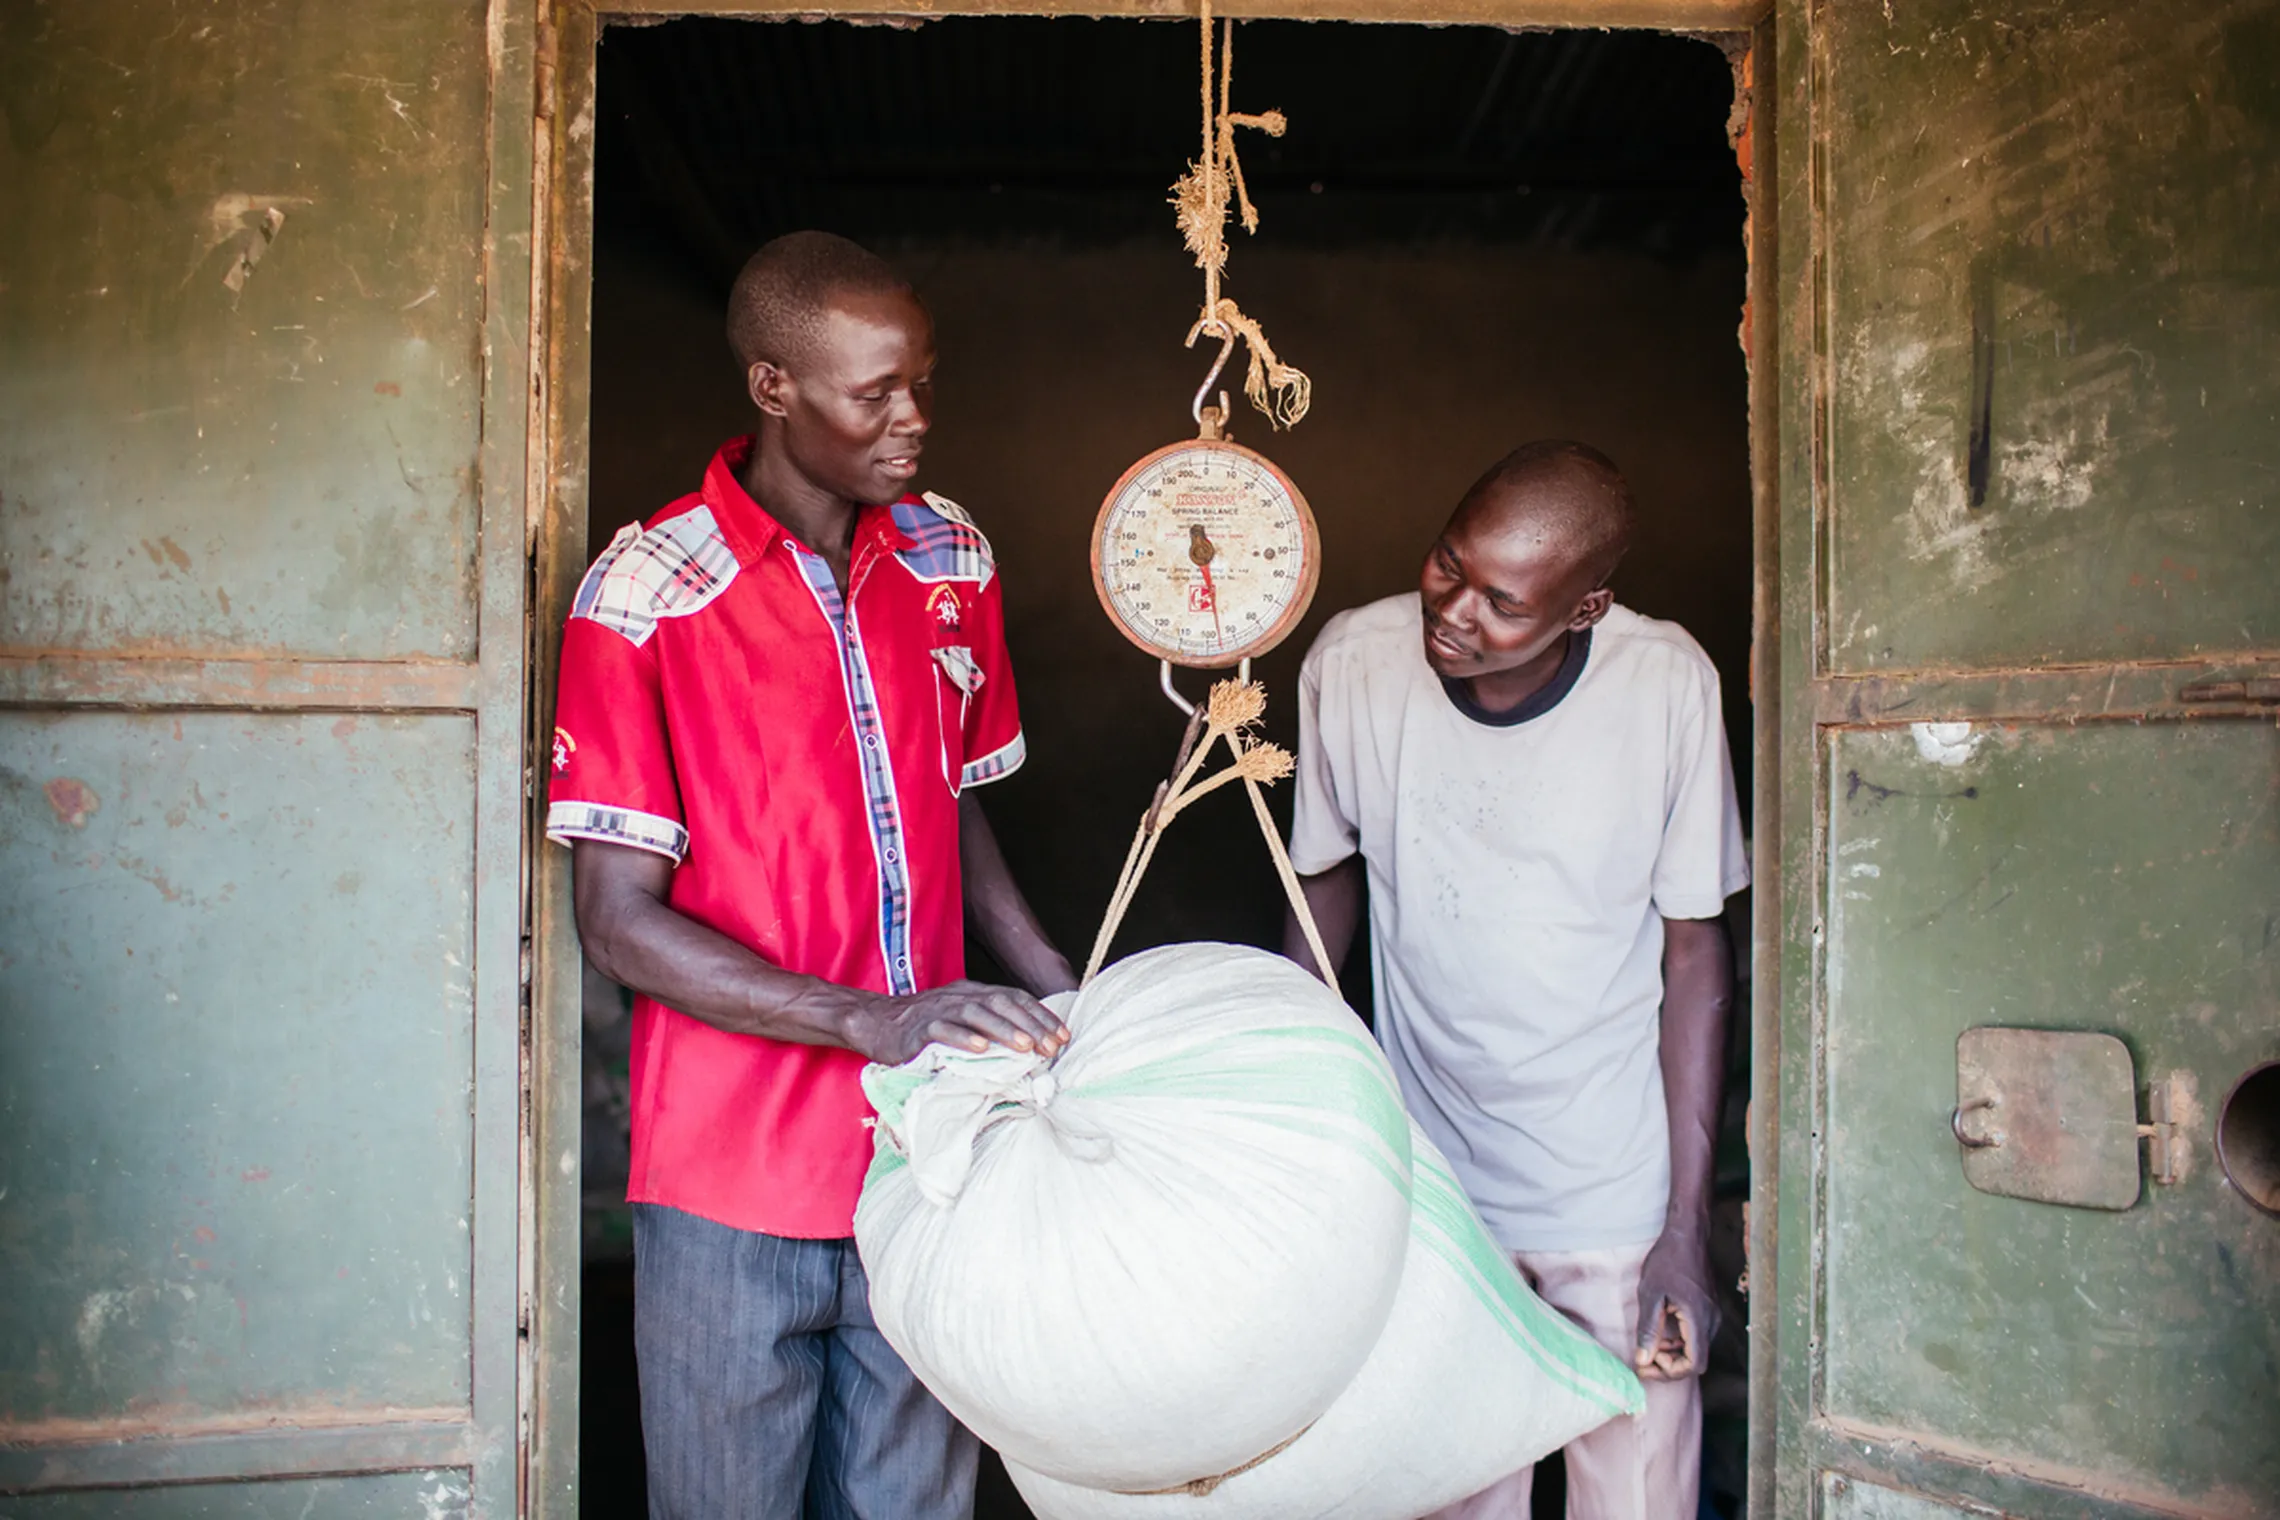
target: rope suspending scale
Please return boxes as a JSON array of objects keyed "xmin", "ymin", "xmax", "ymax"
[{"xmin": 1084, "ymin": 0, "xmax": 1336, "ymax": 989}]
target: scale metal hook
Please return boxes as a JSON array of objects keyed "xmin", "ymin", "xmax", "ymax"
[
  {"xmin": 1187, "ymin": 321, "xmax": 1236, "ymax": 433},
  {"xmin": 1159, "ymin": 656, "xmax": 1252, "ymax": 717}
]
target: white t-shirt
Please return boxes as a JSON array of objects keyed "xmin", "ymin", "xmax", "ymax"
[{"xmin": 1290, "ymin": 594, "xmax": 1748, "ymax": 1252}]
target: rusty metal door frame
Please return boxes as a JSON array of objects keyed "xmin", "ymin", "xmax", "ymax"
[{"xmin": 524, "ymin": 1, "xmax": 1778, "ymax": 1511}]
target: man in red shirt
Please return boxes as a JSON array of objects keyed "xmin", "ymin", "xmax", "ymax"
[{"xmin": 549, "ymin": 231, "xmax": 1076, "ymax": 1519}]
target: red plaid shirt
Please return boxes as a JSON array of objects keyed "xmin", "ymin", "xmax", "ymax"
[{"xmin": 548, "ymin": 437, "xmax": 1025, "ymax": 1237}]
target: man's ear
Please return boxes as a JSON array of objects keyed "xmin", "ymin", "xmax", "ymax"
[
  {"xmin": 1568, "ymin": 587, "xmax": 1615, "ymax": 631},
  {"xmin": 747, "ymin": 360, "xmax": 792, "ymax": 419}
]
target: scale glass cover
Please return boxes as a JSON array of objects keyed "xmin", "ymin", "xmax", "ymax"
[{"xmin": 1091, "ymin": 436, "xmax": 1320, "ymax": 669}]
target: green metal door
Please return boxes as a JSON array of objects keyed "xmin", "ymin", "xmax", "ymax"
[
  {"xmin": 1761, "ymin": 2, "xmax": 2280, "ymax": 1516},
  {"xmin": 0, "ymin": 0, "xmax": 545, "ymax": 1512}
]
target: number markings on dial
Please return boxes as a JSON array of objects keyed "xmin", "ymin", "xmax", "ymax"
[{"xmin": 1092, "ymin": 441, "xmax": 1318, "ymax": 665}]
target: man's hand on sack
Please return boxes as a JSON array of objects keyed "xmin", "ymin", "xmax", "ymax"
[
  {"xmin": 844, "ymin": 981, "xmax": 1072, "ymax": 1067},
  {"xmin": 571, "ymin": 838, "xmax": 1075, "ymax": 1066},
  {"xmin": 1632, "ymin": 1215, "xmax": 1718, "ymax": 1380}
]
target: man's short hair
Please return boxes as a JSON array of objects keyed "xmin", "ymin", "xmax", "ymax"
[
  {"xmin": 726, "ymin": 231, "xmax": 911, "ymax": 373},
  {"xmin": 1460, "ymin": 440, "xmax": 1637, "ymax": 585}
]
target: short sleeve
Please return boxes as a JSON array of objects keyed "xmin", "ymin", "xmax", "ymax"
[
  {"xmin": 546, "ymin": 613, "xmax": 688, "ymax": 862},
  {"xmin": 1651, "ymin": 656, "xmax": 1749, "ymax": 920},
  {"xmin": 955, "ymin": 575, "xmax": 1026, "ymax": 789},
  {"xmin": 1287, "ymin": 632, "xmax": 1361, "ymax": 875}
]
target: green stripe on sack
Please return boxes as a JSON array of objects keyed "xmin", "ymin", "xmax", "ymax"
[
  {"xmin": 860, "ymin": 1062, "xmax": 932, "ymax": 1139},
  {"xmin": 1408, "ymin": 1155, "xmax": 1646, "ymax": 1417},
  {"xmin": 863, "ymin": 1138, "xmax": 908, "ymax": 1190},
  {"xmin": 1076, "ymin": 1027, "xmax": 1412, "ymax": 1190}
]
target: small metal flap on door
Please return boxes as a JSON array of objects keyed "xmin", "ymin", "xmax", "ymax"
[{"xmin": 1953, "ymin": 1027, "xmax": 2141, "ymax": 1210}]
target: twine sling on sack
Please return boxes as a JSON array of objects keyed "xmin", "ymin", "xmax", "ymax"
[{"xmin": 1080, "ymin": 678, "xmax": 1335, "ymax": 990}]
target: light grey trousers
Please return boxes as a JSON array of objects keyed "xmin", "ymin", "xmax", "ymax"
[{"xmin": 1428, "ymin": 1241, "xmax": 1703, "ymax": 1520}]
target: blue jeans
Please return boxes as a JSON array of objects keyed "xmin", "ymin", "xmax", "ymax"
[{"xmin": 633, "ymin": 1203, "xmax": 978, "ymax": 1520}]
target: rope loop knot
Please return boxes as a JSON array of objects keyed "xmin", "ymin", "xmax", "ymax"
[{"xmin": 1168, "ymin": 0, "xmax": 1310, "ymax": 430}]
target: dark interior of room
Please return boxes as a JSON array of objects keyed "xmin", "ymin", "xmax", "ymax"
[{"xmin": 577, "ymin": 16, "xmax": 1754, "ymax": 1517}]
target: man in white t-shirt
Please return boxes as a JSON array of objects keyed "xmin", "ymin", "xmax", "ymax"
[{"xmin": 1285, "ymin": 441, "xmax": 1747, "ymax": 1520}]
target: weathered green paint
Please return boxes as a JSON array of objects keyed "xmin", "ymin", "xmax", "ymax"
[
  {"xmin": 0, "ymin": 713, "xmax": 479, "ymax": 1420},
  {"xmin": 1758, "ymin": 1, "xmax": 1815, "ymax": 1516},
  {"xmin": 1821, "ymin": 1473, "xmax": 1988, "ymax": 1520},
  {"xmin": 0, "ymin": 1, "xmax": 491, "ymax": 660},
  {"xmin": 1764, "ymin": 1, "xmax": 2280, "ymax": 1516},
  {"xmin": 1819, "ymin": 1, "xmax": 2280, "ymax": 673},
  {"xmin": 1826, "ymin": 722, "xmax": 2280, "ymax": 1509},
  {"xmin": 0, "ymin": 1468, "xmax": 472, "ymax": 1519},
  {"xmin": 1740, "ymin": 0, "xmax": 1789, "ymax": 1514},
  {"xmin": 0, "ymin": 0, "xmax": 542, "ymax": 1510}
]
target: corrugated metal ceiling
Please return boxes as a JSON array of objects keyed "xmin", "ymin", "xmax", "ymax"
[{"xmin": 597, "ymin": 17, "xmax": 1745, "ymax": 278}]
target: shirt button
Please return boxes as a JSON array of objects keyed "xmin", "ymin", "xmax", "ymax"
[
  {"xmin": 885, "ymin": 847, "xmax": 899, "ymax": 863},
  {"xmin": 864, "ymin": 735, "xmax": 879, "ymax": 749},
  {"xmin": 896, "ymin": 956, "xmax": 910, "ymax": 970}
]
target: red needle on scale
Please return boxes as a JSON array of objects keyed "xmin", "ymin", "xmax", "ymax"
[{"xmin": 1189, "ymin": 525, "xmax": 1223, "ymax": 646}]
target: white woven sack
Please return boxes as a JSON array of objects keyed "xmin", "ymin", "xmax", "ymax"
[
  {"xmin": 1003, "ymin": 1121, "xmax": 1646, "ymax": 1520},
  {"xmin": 855, "ymin": 942, "xmax": 1414, "ymax": 1493}
]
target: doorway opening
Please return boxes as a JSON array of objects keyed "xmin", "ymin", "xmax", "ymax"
[{"xmin": 571, "ymin": 15, "xmax": 1754, "ymax": 1515}]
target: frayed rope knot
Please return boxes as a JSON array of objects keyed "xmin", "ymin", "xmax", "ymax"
[{"xmin": 1170, "ymin": 0, "xmax": 1310, "ymax": 431}]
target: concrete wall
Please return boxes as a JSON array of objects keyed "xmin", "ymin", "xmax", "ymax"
[{"xmin": 589, "ymin": 234, "xmax": 1752, "ymax": 973}]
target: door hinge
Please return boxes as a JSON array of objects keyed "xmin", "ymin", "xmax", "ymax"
[{"xmin": 535, "ymin": 18, "xmax": 558, "ymax": 122}]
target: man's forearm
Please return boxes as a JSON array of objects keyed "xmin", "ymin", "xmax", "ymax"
[
  {"xmin": 1283, "ymin": 856, "xmax": 1364, "ymax": 981},
  {"xmin": 573, "ymin": 837, "xmax": 1069, "ymax": 1066},
  {"xmin": 574, "ymin": 842, "xmax": 862, "ymax": 1046},
  {"xmin": 1658, "ymin": 915, "xmax": 1735, "ymax": 1228},
  {"xmin": 959, "ymin": 792, "xmax": 1077, "ymax": 997}
]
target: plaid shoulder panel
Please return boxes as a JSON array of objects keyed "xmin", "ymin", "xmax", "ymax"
[
  {"xmin": 570, "ymin": 507, "xmax": 740, "ymax": 646},
  {"xmin": 891, "ymin": 493, "xmax": 995, "ymax": 587}
]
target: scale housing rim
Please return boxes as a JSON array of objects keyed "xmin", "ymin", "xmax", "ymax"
[{"xmin": 1089, "ymin": 435, "xmax": 1322, "ymax": 671}]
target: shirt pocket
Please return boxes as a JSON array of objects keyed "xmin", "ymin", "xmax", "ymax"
[{"xmin": 931, "ymin": 644, "xmax": 983, "ymax": 795}]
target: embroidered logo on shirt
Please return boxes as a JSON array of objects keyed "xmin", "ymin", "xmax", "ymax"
[
  {"xmin": 552, "ymin": 726, "xmax": 577, "ymax": 773},
  {"xmin": 927, "ymin": 584, "xmax": 964, "ymax": 630}
]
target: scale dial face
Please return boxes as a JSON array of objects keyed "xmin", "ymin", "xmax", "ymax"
[{"xmin": 1091, "ymin": 438, "xmax": 1321, "ymax": 669}]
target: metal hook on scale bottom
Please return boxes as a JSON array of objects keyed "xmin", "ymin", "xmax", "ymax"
[
  {"xmin": 1188, "ymin": 321, "xmax": 1236, "ymax": 438},
  {"xmin": 1160, "ymin": 658, "xmax": 1250, "ymax": 717}
]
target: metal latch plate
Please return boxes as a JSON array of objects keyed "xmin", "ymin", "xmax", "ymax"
[{"xmin": 1955, "ymin": 1027, "xmax": 2141, "ymax": 1210}]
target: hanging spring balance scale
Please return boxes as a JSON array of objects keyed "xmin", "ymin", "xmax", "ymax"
[
  {"xmin": 1091, "ymin": 0, "xmax": 1319, "ymax": 695},
  {"xmin": 1090, "ymin": 345, "xmax": 1320, "ymax": 677},
  {"xmin": 1081, "ymin": 0, "xmax": 1338, "ymax": 989}
]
